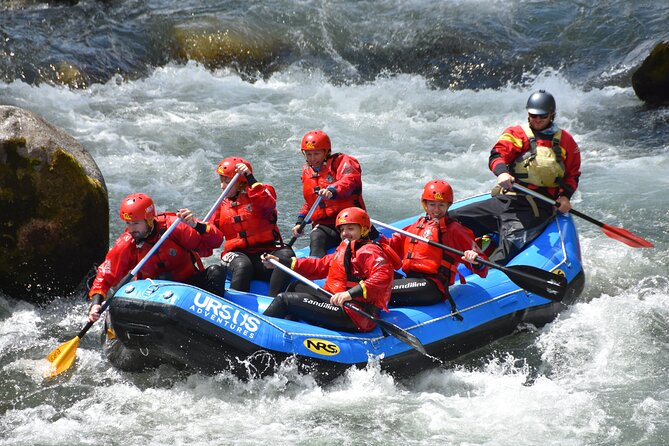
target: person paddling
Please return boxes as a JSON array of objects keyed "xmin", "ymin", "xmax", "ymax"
[
  {"xmin": 385, "ymin": 180, "xmax": 488, "ymax": 312},
  {"xmin": 262, "ymin": 207, "xmax": 401, "ymax": 332},
  {"xmin": 88, "ymin": 193, "xmax": 225, "ymax": 323},
  {"xmin": 449, "ymin": 90, "xmax": 581, "ymax": 264},
  {"xmin": 291, "ymin": 130, "xmax": 366, "ymax": 257},
  {"xmin": 209, "ymin": 157, "xmax": 294, "ymax": 295}
]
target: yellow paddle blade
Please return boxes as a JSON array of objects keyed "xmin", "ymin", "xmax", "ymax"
[{"xmin": 44, "ymin": 336, "xmax": 81, "ymax": 379}]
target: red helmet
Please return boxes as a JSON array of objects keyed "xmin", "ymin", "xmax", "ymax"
[
  {"xmin": 120, "ymin": 193, "xmax": 156, "ymax": 222},
  {"xmin": 301, "ymin": 130, "xmax": 331, "ymax": 154},
  {"xmin": 335, "ymin": 207, "xmax": 370, "ymax": 236},
  {"xmin": 421, "ymin": 180, "xmax": 454, "ymax": 210},
  {"xmin": 216, "ymin": 156, "xmax": 252, "ymax": 182}
]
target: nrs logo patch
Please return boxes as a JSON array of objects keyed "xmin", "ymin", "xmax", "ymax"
[{"xmin": 304, "ymin": 338, "xmax": 340, "ymax": 356}]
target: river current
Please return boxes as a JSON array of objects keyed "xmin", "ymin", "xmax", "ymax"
[{"xmin": 1, "ymin": 1, "xmax": 668, "ymax": 445}]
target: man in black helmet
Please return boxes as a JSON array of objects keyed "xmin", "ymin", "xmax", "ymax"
[{"xmin": 449, "ymin": 90, "xmax": 581, "ymax": 264}]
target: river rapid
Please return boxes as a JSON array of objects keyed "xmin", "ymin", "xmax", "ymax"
[{"xmin": 1, "ymin": 1, "xmax": 668, "ymax": 445}]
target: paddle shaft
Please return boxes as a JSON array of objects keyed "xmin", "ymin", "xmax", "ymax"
[
  {"xmin": 512, "ymin": 183, "xmax": 653, "ymax": 248},
  {"xmin": 81, "ymin": 173, "xmax": 243, "ymax": 339},
  {"xmin": 267, "ymin": 259, "xmax": 380, "ymax": 332},
  {"xmin": 78, "ymin": 215, "xmax": 183, "ymax": 338},
  {"xmin": 513, "ymin": 183, "xmax": 625, "ymax": 228},
  {"xmin": 287, "ymin": 195, "xmax": 323, "ymax": 247},
  {"xmin": 45, "ymin": 177, "xmax": 245, "ymax": 378},
  {"xmin": 268, "ymin": 258, "xmax": 428, "ymax": 355},
  {"xmin": 511, "ymin": 182, "xmax": 638, "ymax": 230},
  {"xmin": 370, "ymin": 218, "xmax": 567, "ymax": 301},
  {"xmin": 203, "ymin": 173, "xmax": 241, "ymax": 222},
  {"xmin": 371, "ymin": 218, "xmax": 499, "ymax": 272}
]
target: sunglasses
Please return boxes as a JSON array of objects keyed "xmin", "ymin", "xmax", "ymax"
[{"xmin": 529, "ymin": 113, "xmax": 550, "ymax": 119}]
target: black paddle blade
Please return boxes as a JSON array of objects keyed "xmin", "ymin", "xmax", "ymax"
[
  {"xmin": 376, "ymin": 319, "xmax": 427, "ymax": 355},
  {"xmin": 504, "ymin": 265, "xmax": 568, "ymax": 302},
  {"xmin": 344, "ymin": 302, "xmax": 428, "ymax": 355}
]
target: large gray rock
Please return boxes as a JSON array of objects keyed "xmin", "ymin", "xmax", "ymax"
[
  {"xmin": 0, "ymin": 106, "xmax": 108, "ymax": 301},
  {"xmin": 632, "ymin": 41, "xmax": 669, "ymax": 104}
]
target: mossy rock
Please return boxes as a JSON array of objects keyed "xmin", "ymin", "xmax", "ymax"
[
  {"xmin": 171, "ymin": 17, "xmax": 284, "ymax": 74},
  {"xmin": 0, "ymin": 106, "xmax": 108, "ymax": 302},
  {"xmin": 50, "ymin": 61, "xmax": 89, "ymax": 89},
  {"xmin": 632, "ymin": 41, "xmax": 669, "ymax": 104}
]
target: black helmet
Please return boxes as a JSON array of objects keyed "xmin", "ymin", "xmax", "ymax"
[{"xmin": 526, "ymin": 90, "xmax": 556, "ymax": 115}]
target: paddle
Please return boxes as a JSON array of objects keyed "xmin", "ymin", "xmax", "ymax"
[
  {"xmin": 512, "ymin": 183, "xmax": 654, "ymax": 248},
  {"xmin": 286, "ymin": 195, "xmax": 323, "ymax": 247},
  {"xmin": 44, "ymin": 173, "xmax": 241, "ymax": 379},
  {"xmin": 267, "ymin": 258, "xmax": 428, "ymax": 356},
  {"xmin": 370, "ymin": 218, "xmax": 568, "ymax": 302},
  {"xmin": 203, "ymin": 173, "xmax": 242, "ymax": 222}
]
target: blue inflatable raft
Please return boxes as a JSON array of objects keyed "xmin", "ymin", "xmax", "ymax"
[{"xmin": 104, "ymin": 194, "xmax": 585, "ymax": 381}]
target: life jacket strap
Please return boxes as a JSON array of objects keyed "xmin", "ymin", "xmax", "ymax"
[{"xmin": 444, "ymin": 288, "xmax": 463, "ymax": 321}]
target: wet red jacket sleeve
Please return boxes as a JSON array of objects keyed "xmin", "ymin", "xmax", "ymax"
[
  {"xmin": 351, "ymin": 243, "xmax": 395, "ymax": 310},
  {"xmin": 489, "ymin": 125, "xmax": 581, "ymax": 198},
  {"xmin": 442, "ymin": 221, "xmax": 488, "ymax": 278},
  {"xmin": 555, "ymin": 130, "xmax": 580, "ymax": 198},
  {"xmin": 328, "ymin": 153, "xmax": 363, "ymax": 199},
  {"xmin": 167, "ymin": 214, "xmax": 223, "ymax": 255},
  {"xmin": 385, "ymin": 231, "xmax": 409, "ymax": 259},
  {"xmin": 293, "ymin": 253, "xmax": 335, "ymax": 280},
  {"xmin": 88, "ymin": 233, "xmax": 137, "ymax": 299},
  {"xmin": 247, "ymin": 183, "xmax": 278, "ymax": 219}
]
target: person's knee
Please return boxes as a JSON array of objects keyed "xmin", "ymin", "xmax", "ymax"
[
  {"xmin": 273, "ymin": 246, "xmax": 295, "ymax": 262},
  {"xmin": 263, "ymin": 292, "xmax": 293, "ymax": 318},
  {"xmin": 309, "ymin": 230, "xmax": 327, "ymax": 257},
  {"xmin": 310, "ymin": 226, "xmax": 338, "ymax": 257},
  {"xmin": 263, "ymin": 295, "xmax": 282, "ymax": 317},
  {"xmin": 206, "ymin": 264, "xmax": 226, "ymax": 282},
  {"xmin": 205, "ymin": 264, "xmax": 227, "ymax": 295},
  {"xmin": 227, "ymin": 254, "xmax": 254, "ymax": 291},
  {"xmin": 229, "ymin": 255, "xmax": 253, "ymax": 275}
]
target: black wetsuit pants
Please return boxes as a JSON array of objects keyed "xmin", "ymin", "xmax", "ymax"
[
  {"xmin": 186, "ymin": 265, "xmax": 227, "ymax": 297},
  {"xmin": 389, "ymin": 277, "xmax": 443, "ymax": 307},
  {"xmin": 220, "ymin": 247, "xmax": 295, "ymax": 295},
  {"xmin": 266, "ymin": 225, "xmax": 339, "ymax": 297},
  {"xmin": 263, "ymin": 282, "xmax": 359, "ymax": 332},
  {"xmin": 309, "ymin": 224, "xmax": 341, "ymax": 258},
  {"xmin": 448, "ymin": 194, "xmax": 554, "ymax": 265}
]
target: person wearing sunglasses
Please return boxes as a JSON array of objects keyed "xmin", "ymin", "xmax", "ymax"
[{"xmin": 449, "ymin": 90, "xmax": 581, "ymax": 264}]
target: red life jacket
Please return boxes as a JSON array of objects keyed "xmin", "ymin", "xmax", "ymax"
[
  {"xmin": 401, "ymin": 216, "xmax": 461, "ymax": 297},
  {"xmin": 301, "ymin": 153, "xmax": 365, "ymax": 225},
  {"xmin": 214, "ymin": 188, "xmax": 283, "ymax": 254},
  {"xmin": 136, "ymin": 213, "xmax": 204, "ymax": 281},
  {"xmin": 325, "ymin": 238, "xmax": 400, "ymax": 332},
  {"xmin": 324, "ymin": 242, "xmax": 359, "ymax": 294}
]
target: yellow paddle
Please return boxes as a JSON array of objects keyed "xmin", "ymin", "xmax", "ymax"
[{"xmin": 44, "ymin": 173, "xmax": 241, "ymax": 379}]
